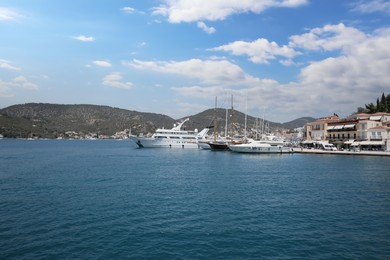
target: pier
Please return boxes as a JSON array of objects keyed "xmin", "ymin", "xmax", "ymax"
[{"xmin": 296, "ymin": 148, "xmax": 390, "ymax": 157}]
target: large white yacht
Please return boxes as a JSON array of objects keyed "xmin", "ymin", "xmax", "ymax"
[{"xmin": 130, "ymin": 118, "xmax": 210, "ymax": 149}]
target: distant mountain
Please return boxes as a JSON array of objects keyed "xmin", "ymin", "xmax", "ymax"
[
  {"xmin": 282, "ymin": 117, "xmax": 316, "ymax": 129},
  {"xmin": 0, "ymin": 103, "xmax": 313, "ymax": 138},
  {"xmin": 0, "ymin": 103, "xmax": 175, "ymax": 138}
]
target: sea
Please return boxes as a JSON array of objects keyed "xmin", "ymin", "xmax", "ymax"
[{"xmin": 1, "ymin": 139, "xmax": 389, "ymax": 259}]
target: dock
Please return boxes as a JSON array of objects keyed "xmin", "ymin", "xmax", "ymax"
[{"xmin": 295, "ymin": 148, "xmax": 390, "ymax": 157}]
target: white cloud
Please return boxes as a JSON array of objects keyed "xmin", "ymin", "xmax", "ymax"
[
  {"xmin": 124, "ymin": 24, "xmax": 390, "ymax": 122},
  {"xmin": 31, "ymin": 74, "xmax": 49, "ymax": 80},
  {"xmin": 12, "ymin": 76, "xmax": 39, "ymax": 90},
  {"xmin": 103, "ymin": 72, "xmax": 122, "ymax": 82},
  {"xmin": 0, "ymin": 80, "xmax": 13, "ymax": 97},
  {"xmin": 298, "ymin": 30, "xmax": 390, "ymax": 92},
  {"xmin": 92, "ymin": 60, "xmax": 112, "ymax": 67},
  {"xmin": 102, "ymin": 72, "xmax": 133, "ymax": 89},
  {"xmin": 0, "ymin": 7, "xmax": 22, "ymax": 21},
  {"xmin": 197, "ymin": 21, "xmax": 216, "ymax": 34},
  {"xmin": 352, "ymin": 0, "xmax": 390, "ymax": 14},
  {"xmin": 210, "ymin": 38, "xmax": 300, "ymax": 64},
  {"xmin": 170, "ymin": 98, "xmax": 211, "ymax": 116},
  {"xmin": 73, "ymin": 35, "xmax": 95, "ymax": 42},
  {"xmin": 124, "ymin": 58, "xmax": 265, "ymax": 86},
  {"xmin": 279, "ymin": 59, "xmax": 296, "ymax": 66},
  {"xmin": 0, "ymin": 59, "xmax": 21, "ymax": 70},
  {"xmin": 0, "ymin": 75, "xmax": 38, "ymax": 94},
  {"xmin": 289, "ymin": 23, "xmax": 367, "ymax": 52},
  {"xmin": 121, "ymin": 7, "xmax": 135, "ymax": 14},
  {"xmin": 275, "ymin": 26, "xmax": 390, "ymax": 119},
  {"xmin": 152, "ymin": 0, "xmax": 308, "ymax": 23},
  {"xmin": 0, "ymin": 75, "xmax": 39, "ymax": 97},
  {"xmin": 285, "ymin": 23, "xmax": 390, "ymax": 116},
  {"xmin": 278, "ymin": 0, "xmax": 310, "ymax": 8}
]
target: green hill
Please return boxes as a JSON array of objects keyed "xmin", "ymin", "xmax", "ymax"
[{"xmin": 0, "ymin": 103, "xmax": 175, "ymax": 138}]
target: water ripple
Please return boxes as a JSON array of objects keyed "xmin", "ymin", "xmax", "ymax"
[{"xmin": 1, "ymin": 140, "xmax": 390, "ymax": 259}]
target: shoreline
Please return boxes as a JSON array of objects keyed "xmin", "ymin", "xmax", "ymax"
[{"xmin": 296, "ymin": 148, "xmax": 390, "ymax": 157}]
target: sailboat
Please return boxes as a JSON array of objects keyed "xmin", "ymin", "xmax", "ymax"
[
  {"xmin": 208, "ymin": 95, "xmax": 243, "ymax": 151},
  {"xmin": 205, "ymin": 96, "xmax": 225, "ymax": 150}
]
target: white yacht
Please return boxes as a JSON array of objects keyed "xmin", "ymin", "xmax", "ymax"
[
  {"xmin": 228, "ymin": 138, "xmax": 294, "ymax": 154},
  {"xmin": 131, "ymin": 118, "xmax": 210, "ymax": 149}
]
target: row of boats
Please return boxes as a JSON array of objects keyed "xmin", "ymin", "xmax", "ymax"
[{"xmin": 130, "ymin": 118, "xmax": 294, "ymax": 154}]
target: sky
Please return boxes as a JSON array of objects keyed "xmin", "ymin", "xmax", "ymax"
[{"xmin": 1, "ymin": 0, "xmax": 390, "ymax": 123}]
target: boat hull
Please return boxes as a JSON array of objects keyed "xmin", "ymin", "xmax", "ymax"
[
  {"xmin": 229, "ymin": 145, "xmax": 294, "ymax": 153},
  {"xmin": 131, "ymin": 136, "xmax": 199, "ymax": 149},
  {"xmin": 208, "ymin": 142, "xmax": 229, "ymax": 151},
  {"xmin": 197, "ymin": 141, "xmax": 211, "ymax": 150}
]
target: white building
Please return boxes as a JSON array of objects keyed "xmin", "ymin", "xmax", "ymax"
[{"xmin": 304, "ymin": 112, "xmax": 390, "ymax": 151}]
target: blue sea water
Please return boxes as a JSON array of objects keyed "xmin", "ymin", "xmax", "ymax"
[{"xmin": 1, "ymin": 140, "xmax": 390, "ymax": 259}]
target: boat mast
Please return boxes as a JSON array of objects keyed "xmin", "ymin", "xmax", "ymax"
[
  {"xmin": 244, "ymin": 99, "xmax": 247, "ymax": 140},
  {"xmin": 230, "ymin": 94, "xmax": 234, "ymax": 138},
  {"xmin": 261, "ymin": 108, "xmax": 265, "ymax": 138},
  {"xmin": 225, "ymin": 106, "xmax": 228, "ymax": 138},
  {"xmin": 214, "ymin": 96, "xmax": 217, "ymax": 143}
]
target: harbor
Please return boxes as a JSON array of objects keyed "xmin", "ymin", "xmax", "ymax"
[{"xmin": 1, "ymin": 139, "xmax": 390, "ymax": 259}]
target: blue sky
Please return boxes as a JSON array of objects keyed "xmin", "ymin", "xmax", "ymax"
[{"xmin": 1, "ymin": 0, "xmax": 390, "ymax": 122}]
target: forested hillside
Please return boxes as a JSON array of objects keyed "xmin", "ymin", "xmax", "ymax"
[{"xmin": 0, "ymin": 103, "xmax": 175, "ymax": 138}]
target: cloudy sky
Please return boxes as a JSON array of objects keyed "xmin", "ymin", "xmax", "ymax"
[{"xmin": 1, "ymin": 0, "xmax": 390, "ymax": 122}]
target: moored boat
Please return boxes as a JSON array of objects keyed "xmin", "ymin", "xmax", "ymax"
[
  {"xmin": 209, "ymin": 139, "xmax": 244, "ymax": 151},
  {"xmin": 229, "ymin": 139, "xmax": 294, "ymax": 153},
  {"xmin": 208, "ymin": 141, "xmax": 230, "ymax": 151},
  {"xmin": 130, "ymin": 118, "xmax": 210, "ymax": 149}
]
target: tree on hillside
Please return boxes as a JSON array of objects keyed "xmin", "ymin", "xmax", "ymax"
[
  {"xmin": 361, "ymin": 93, "xmax": 390, "ymax": 113},
  {"xmin": 387, "ymin": 94, "xmax": 390, "ymax": 112},
  {"xmin": 380, "ymin": 93, "xmax": 388, "ymax": 112},
  {"xmin": 364, "ymin": 102, "xmax": 377, "ymax": 113}
]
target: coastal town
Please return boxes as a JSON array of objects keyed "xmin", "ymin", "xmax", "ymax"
[
  {"xmin": 293, "ymin": 94, "xmax": 390, "ymax": 155},
  {"xmin": 301, "ymin": 112, "xmax": 390, "ymax": 153},
  {"xmin": 1, "ymin": 99, "xmax": 390, "ymax": 156}
]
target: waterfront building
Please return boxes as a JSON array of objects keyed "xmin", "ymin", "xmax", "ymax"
[
  {"xmin": 304, "ymin": 115, "xmax": 340, "ymax": 141},
  {"xmin": 356, "ymin": 119, "xmax": 382, "ymax": 140},
  {"xmin": 327, "ymin": 120, "xmax": 358, "ymax": 146},
  {"xmin": 304, "ymin": 112, "xmax": 390, "ymax": 151},
  {"xmin": 366, "ymin": 126, "xmax": 390, "ymax": 151}
]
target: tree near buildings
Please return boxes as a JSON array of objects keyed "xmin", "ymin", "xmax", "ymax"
[
  {"xmin": 362, "ymin": 93, "xmax": 390, "ymax": 113},
  {"xmin": 364, "ymin": 102, "xmax": 377, "ymax": 113}
]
